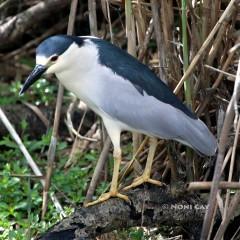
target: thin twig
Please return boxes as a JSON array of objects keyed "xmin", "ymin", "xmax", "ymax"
[
  {"xmin": 0, "ymin": 107, "xmax": 43, "ymax": 180},
  {"xmin": 221, "ymin": 147, "xmax": 233, "ymax": 174},
  {"xmin": 41, "ymin": 0, "xmax": 79, "ymax": 219},
  {"xmin": 223, "ymin": 116, "xmax": 240, "ymax": 220},
  {"xmin": 204, "ymin": 64, "xmax": 236, "ymax": 81},
  {"xmin": 187, "ymin": 181, "xmax": 240, "ymax": 191},
  {"xmin": 200, "ymin": 58, "xmax": 240, "ymax": 240},
  {"xmin": 88, "ymin": 0, "xmax": 98, "ymax": 36},
  {"xmin": 106, "ymin": 0, "xmax": 113, "ymax": 42},
  {"xmin": 0, "ymin": 173, "xmax": 44, "ymax": 179},
  {"xmin": 214, "ymin": 191, "xmax": 240, "ymax": 240},
  {"xmin": 84, "ymin": 137, "xmax": 111, "ymax": 205},
  {"xmin": 196, "ymin": 47, "xmax": 236, "ymax": 115},
  {"xmin": 65, "ymin": 116, "xmax": 97, "ymax": 142},
  {"xmin": 23, "ymin": 102, "xmax": 49, "ymax": 128},
  {"xmin": 150, "ymin": 0, "xmax": 166, "ymax": 81},
  {"xmin": 181, "ymin": 0, "xmax": 193, "ymax": 182},
  {"xmin": 64, "ymin": 122, "xmax": 98, "ymax": 169},
  {"xmin": 174, "ymin": 0, "xmax": 237, "ymax": 94},
  {"xmin": 138, "ymin": 18, "xmax": 154, "ymax": 61},
  {"xmin": 0, "ymin": 107, "xmax": 65, "ymax": 217}
]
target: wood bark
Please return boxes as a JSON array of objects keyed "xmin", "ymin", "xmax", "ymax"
[
  {"xmin": 0, "ymin": 0, "xmax": 69, "ymax": 51},
  {"xmin": 38, "ymin": 186, "xmax": 209, "ymax": 240}
]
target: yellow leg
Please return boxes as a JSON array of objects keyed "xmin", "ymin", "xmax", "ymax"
[
  {"xmin": 85, "ymin": 149, "xmax": 129, "ymax": 207},
  {"xmin": 118, "ymin": 136, "xmax": 149, "ymax": 184},
  {"xmin": 123, "ymin": 137, "xmax": 163, "ymax": 190}
]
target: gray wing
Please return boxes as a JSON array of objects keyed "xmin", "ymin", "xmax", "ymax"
[
  {"xmin": 89, "ymin": 37, "xmax": 196, "ymax": 119},
  {"xmin": 99, "ymin": 75, "xmax": 217, "ymax": 156}
]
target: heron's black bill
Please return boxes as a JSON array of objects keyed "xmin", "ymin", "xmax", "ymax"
[{"xmin": 19, "ymin": 65, "xmax": 46, "ymax": 95}]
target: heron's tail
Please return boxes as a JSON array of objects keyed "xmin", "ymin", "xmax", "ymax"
[{"xmin": 179, "ymin": 117, "xmax": 217, "ymax": 156}]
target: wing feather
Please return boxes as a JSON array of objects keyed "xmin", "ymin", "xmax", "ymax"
[{"xmin": 99, "ymin": 75, "xmax": 216, "ymax": 156}]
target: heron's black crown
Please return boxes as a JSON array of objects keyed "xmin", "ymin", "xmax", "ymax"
[{"xmin": 36, "ymin": 35, "xmax": 84, "ymax": 58}]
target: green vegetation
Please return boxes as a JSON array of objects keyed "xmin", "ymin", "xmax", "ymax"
[{"xmin": 0, "ymin": 127, "xmax": 97, "ymax": 239}]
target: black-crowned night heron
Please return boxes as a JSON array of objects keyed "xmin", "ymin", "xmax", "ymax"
[{"xmin": 20, "ymin": 35, "xmax": 217, "ymax": 205}]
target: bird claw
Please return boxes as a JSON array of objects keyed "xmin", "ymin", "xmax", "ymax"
[
  {"xmin": 123, "ymin": 175, "xmax": 163, "ymax": 191},
  {"xmin": 85, "ymin": 191, "xmax": 129, "ymax": 207}
]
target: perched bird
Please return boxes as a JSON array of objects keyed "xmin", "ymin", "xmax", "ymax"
[{"xmin": 20, "ymin": 35, "xmax": 217, "ymax": 205}]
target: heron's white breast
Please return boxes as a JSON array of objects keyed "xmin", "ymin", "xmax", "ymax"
[
  {"xmin": 54, "ymin": 39, "xmax": 140, "ymax": 133},
  {"xmin": 53, "ymin": 40, "xmax": 101, "ymax": 112}
]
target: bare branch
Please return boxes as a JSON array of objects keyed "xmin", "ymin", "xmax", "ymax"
[
  {"xmin": 38, "ymin": 186, "xmax": 209, "ymax": 240},
  {"xmin": 0, "ymin": 0, "xmax": 69, "ymax": 51}
]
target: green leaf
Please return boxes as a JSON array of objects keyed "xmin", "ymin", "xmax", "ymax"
[
  {"xmin": 129, "ymin": 228, "xmax": 144, "ymax": 240},
  {"xmin": 0, "ymin": 136, "xmax": 18, "ymax": 148},
  {"xmin": 14, "ymin": 201, "xmax": 28, "ymax": 210}
]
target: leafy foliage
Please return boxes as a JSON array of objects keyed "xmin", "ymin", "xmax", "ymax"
[{"xmin": 0, "ymin": 130, "xmax": 95, "ymax": 239}]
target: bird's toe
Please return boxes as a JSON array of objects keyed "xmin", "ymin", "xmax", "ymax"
[
  {"xmin": 123, "ymin": 175, "xmax": 164, "ymax": 191},
  {"xmin": 84, "ymin": 191, "xmax": 129, "ymax": 207}
]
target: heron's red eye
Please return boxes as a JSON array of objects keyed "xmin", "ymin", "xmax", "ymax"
[{"xmin": 50, "ymin": 55, "xmax": 58, "ymax": 62}]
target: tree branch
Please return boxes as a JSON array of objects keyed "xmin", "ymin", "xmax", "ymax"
[
  {"xmin": 0, "ymin": 0, "xmax": 69, "ymax": 51},
  {"xmin": 38, "ymin": 186, "xmax": 209, "ymax": 240}
]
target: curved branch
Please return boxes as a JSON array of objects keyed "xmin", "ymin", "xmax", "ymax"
[{"xmin": 0, "ymin": 104, "xmax": 94, "ymax": 139}]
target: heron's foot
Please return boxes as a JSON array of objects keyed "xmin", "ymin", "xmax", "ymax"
[
  {"xmin": 123, "ymin": 174, "xmax": 163, "ymax": 191},
  {"xmin": 85, "ymin": 191, "xmax": 129, "ymax": 207}
]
